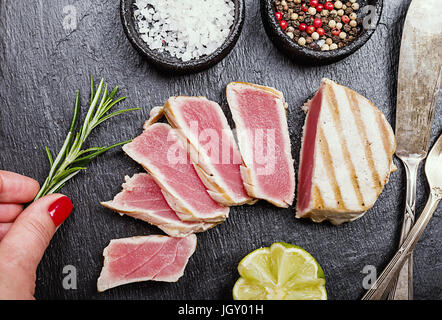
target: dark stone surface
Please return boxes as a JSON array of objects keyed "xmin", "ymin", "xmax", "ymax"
[{"xmin": 0, "ymin": 0, "xmax": 440, "ymax": 300}]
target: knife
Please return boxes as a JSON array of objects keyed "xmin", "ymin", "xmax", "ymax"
[{"xmin": 389, "ymin": 0, "xmax": 442, "ymax": 300}]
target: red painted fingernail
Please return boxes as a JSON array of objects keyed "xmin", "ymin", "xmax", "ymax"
[{"xmin": 48, "ymin": 196, "xmax": 73, "ymax": 227}]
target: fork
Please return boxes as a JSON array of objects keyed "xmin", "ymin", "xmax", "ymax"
[{"xmin": 362, "ymin": 133, "xmax": 442, "ymax": 300}]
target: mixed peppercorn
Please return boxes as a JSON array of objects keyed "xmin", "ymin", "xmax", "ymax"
[{"xmin": 273, "ymin": 0, "xmax": 362, "ymax": 51}]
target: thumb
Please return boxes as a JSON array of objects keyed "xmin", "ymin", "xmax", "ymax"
[{"xmin": 0, "ymin": 194, "xmax": 73, "ymax": 276}]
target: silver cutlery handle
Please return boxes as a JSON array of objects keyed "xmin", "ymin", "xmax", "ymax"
[
  {"xmin": 388, "ymin": 157, "xmax": 422, "ymax": 299},
  {"xmin": 362, "ymin": 188, "xmax": 442, "ymax": 300}
]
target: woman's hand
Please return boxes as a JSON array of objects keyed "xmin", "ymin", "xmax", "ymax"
[{"xmin": 0, "ymin": 170, "xmax": 73, "ymax": 299}]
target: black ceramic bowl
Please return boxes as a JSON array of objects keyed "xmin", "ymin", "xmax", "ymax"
[
  {"xmin": 120, "ymin": 0, "xmax": 245, "ymax": 74},
  {"xmin": 261, "ymin": 0, "xmax": 383, "ymax": 64}
]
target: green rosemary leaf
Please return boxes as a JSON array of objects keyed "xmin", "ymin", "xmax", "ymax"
[
  {"xmin": 81, "ymin": 78, "xmax": 104, "ymax": 140},
  {"xmin": 47, "ymin": 132, "xmax": 73, "ymax": 181},
  {"xmin": 72, "ymin": 139, "xmax": 132, "ymax": 165},
  {"xmin": 77, "ymin": 147, "xmax": 103, "ymax": 155},
  {"xmin": 92, "ymin": 108, "xmax": 141, "ymax": 130},
  {"xmin": 68, "ymin": 131, "xmax": 82, "ymax": 159},
  {"xmin": 45, "ymin": 146, "xmax": 54, "ymax": 167},
  {"xmin": 52, "ymin": 166, "xmax": 87, "ymax": 182},
  {"xmin": 98, "ymin": 84, "xmax": 109, "ymax": 112},
  {"xmin": 52, "ymin": 182, "xmax": 66, "ymax": 194},
  {"xmin": 107, "ymin": 86, "xmax": 118, "ymax": 102},
  {"xmin": 69, "ymin": 91, "xmax": 81, "ymax": 134},
  {"xmin": 97, "ymin": 96, "xmax": 127, "ymax": 120},
  {"xmin": 35, "ymin": 131, "xmax": 74, "ymax": 200},
  {"xmin": 65, "ymin": 91, "xmax": 81, "ymax": 156},
  {"xmin": 45, "ymin": 171, "xmax": 82, "ymax": 196}
]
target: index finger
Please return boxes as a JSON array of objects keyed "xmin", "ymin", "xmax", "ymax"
[{"xmin": 0, "ymin": 171, "xmax": 40, "ymax": 203}]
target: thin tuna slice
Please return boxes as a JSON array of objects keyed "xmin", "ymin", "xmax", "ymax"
[
  {"xmin": 226, "ymin": 82, "xmax": 295, "ymax": 208},
  {"xmin": 296, "ymin": 78, "xmax": 397, "ymax": 225},
  {"xmin": 123, "ymin": 123, "xmax": 229, "ymax": 223},
  {"xmin": 163, "ymin": 96, "xmax": 255, "ymax": 206},
  {"xmin": 97, "ymin": 234, "xmax": 197, "ymax": 292},
  {"xmin": 100, "ymin": 173, "xmax": 215, "ymax": 237}
]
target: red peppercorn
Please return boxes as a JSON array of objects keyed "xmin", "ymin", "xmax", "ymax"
[
  {"xmin": 306, "ymin": 25, "xmax": 316, "ymax": 34},
  {"xmin": 316, "ymin": 4, "xmax": 324, "ymax": 12},
  {"xmin": 299, "ymin": 23, "xmax": 307, "ymax": 31},
  {"xmin": 332, "ymin": 28, "xmax": 341, "ymax": 36},
  {"xmin": 279, "ymin": 20, "xmax": 288, "ymax": 30},
  {"xmin": 341, "ymin": 15, "xmax": 350, "ymax": 24},
  {"xmin": 324, "ymin": 1, "xmax": 334, "ymax": 11},
  {"xmin": 317, "ymin": 27, "xmax": 325, "ymax": 36},
  {"xmin": 310, "ymin": 0, "xmax": 319, "ymax": 7},
  {"xmin": 275, "ymin": 12, "xmax": 283, "ymax": 21},
  {"xmin": 313, "ymin": 18, "xmax": 322, "ymax": 28},
  {"xmin": 301, "ymin": 3, "xmax": 309, "ymax": 12}
]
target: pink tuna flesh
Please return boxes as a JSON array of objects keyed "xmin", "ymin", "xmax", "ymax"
[
  {"xmin": 236, "ymin": 89, "xmax": 294, "ymax": 203},
  {"xmin": 297, "ymin": 87, "xmax": 323, "ymax": 215},
  {"xmin": 173, "ymin": 98, "xmax": 250, "ymax": 203},
  {"xmin": 97, "ymin": 235, "xmax": 197, "ymax": 292},
  {"xmin": 112, "ymin": 173, "xmax": 180, "ymax": 221},
  {"xmin": 101, "ymin": 173, "xmax": 211, "ymax": 236},
  {"xmin": 123, "ymin": 123, "xmax": 228, "ymax": 222}
]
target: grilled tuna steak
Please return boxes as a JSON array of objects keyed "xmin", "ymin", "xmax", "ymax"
[{"xmin": 296, "ymin": 78, "xmax": 396, "ymax": 225}]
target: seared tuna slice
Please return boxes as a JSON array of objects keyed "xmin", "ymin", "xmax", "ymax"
[
  {"xmin": 296, "ymin": 78, "xmax": 396, "ymax": 225},
  {"xmin": 226, "ymin": 82, "xmax": 295, "ymax": 208},
  {"xmin": 101, "ymin": 173, "xmax": 215, "ymax": 237},
  {"xmin": 123, "ymin": 123, "xmax": 229, "ymax": 223},
  {"xmin": 97, "ymin": 234, "xmax": 197, "ymax": 292},
  {"xmin": 164, "ymin": 96, "xmax": 255, "ymax": 206}
]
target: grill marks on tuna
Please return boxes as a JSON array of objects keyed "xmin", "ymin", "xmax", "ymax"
[
  {"xmin": 163, "ymin": 96, "xmax": 254, "ymax": 206},
  {"xmin": 123, "ymin": 123, "xmax": 229, "ymax": 223},
  {"xmin": 296, "ymin": 78, "xmax": 396, "ymax": 225},
  {"xmin": 97, "ymin": 235, "xmax": 197, "ymax": 292},
  {"xmin": 226, "ymin": 82, "xmax": 296, "ymax": 208},
  {"xmin": 100, "ymin": 173, "xmax": 215, "ymax": 237}
]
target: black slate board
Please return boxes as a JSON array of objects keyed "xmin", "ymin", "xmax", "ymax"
[{"xmin": 0, "ymin": 0, "xmax": 440, "ymax": 300}]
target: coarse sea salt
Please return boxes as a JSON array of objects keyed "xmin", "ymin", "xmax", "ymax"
[{"xmin": 134, "ymin": 0, "xmax": 235, "ymax": 62}]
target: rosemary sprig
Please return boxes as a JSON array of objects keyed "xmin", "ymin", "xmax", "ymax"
[{"xmin": 34, "ymin": 76, "xmax": 140, "ymax": 200}]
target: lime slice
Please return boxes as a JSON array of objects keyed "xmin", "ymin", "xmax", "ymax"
[{"xmin": 233, "ymin": 242, "xmax": 327, "ymax": 300}]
